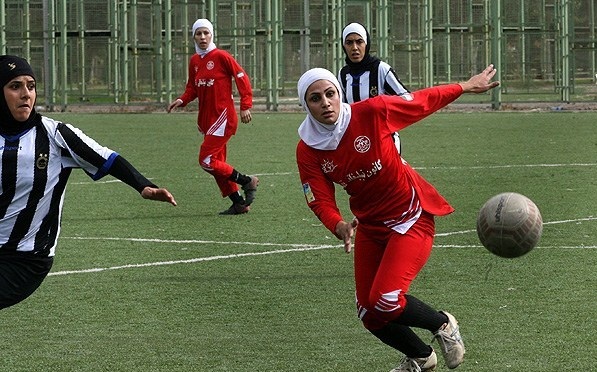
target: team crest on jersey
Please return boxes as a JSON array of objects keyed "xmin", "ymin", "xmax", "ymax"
[
  {"xmin": 370, "ymin": 86, "xmax": 378, "ymax": 97},
  {"xmin": 36, "ymin": 153, "xmax": 48, "ymax": 169},
  {"xmin": 206, "ymin": 61, "xmax": 214, "ymax": 70},
  {"xmin": 354, "ymin": 136, "xmax": 371, "ymax": 153},
  {"xmin": 321, "ymin": 159, "xmax": 337, "ymax": 174}
]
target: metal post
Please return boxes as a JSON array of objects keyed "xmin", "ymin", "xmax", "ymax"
[
  {"xmin": 42, "ymin": 0, "xmax": 54, "ymax": 110},
  {"xmin": 152, "ymin": 0, "xmax": 163, "ymax": 103},
  {"xmin": 130, "ymin": 0, "xmax": 138, "ymax": 94},
  {"xmin": 24, "ymin": 0, "xmax": 31, "ymax": 61},
  {"xmin": 78, "ymin": 1, "xmax": 86, "ymax": 100},
  {"xmin": 110, "ymin": 0, "xmax": 119, "ymax": 103},
  {"xmin": 377, "ymin": 0, "xmax": 389, "ymax": 62},
  {"xmin": 58, "ymin": 0, "xmax": 67, "ymax": 110},
  {"xmin": 489, "ymin": 0, "xmax": 502, "ymax": 110},
  {"xmin": 121, "ymin": 0, "xmax": 129, "ymax": 104},
  {"xmin": 423, "ymin": 0, "xmax": 433, "ymax": 86},
  {"xmin": 164, "ymin": 0, "xmax": 173, "ymax": 103},
  {"xmin": 0, "ymin": 0, "xmax": 5, "ymax": 54},
  {"xmin": 559, "ymin": 0, "xmax": 570, "ymax": 102},
  {"xmin": 300, "ymin": 0, "xmax": 310, "ymax": 73},
  {"xmin": 272, "ymin": 0, "xmax": 281, "ymax": 110}
]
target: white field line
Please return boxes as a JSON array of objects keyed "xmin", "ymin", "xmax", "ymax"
[
  {"xmin": 68, "ymin": 163, "xmax": 595, "ymax": 185},
  {"xmin": 48, "ymin": 244, "xmax": 338, "ymax": 276},
  {"xmin": 52, "ymin": 216, "xmax": 596, "ymax": 276}
]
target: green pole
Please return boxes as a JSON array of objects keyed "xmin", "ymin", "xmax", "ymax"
[
  {"xmin": 42, "ymin": 0, "xmax": 55, "ymax": 110},
  {"xmin": 122, "ymin": 0, "xmax": 129, "ymax": 104},
  {"xmin": 490, "ymin": 0, "xmax": 502, "ymax": 110},
  {"xmin": 110, "ymin": 0, "xmax": 119, "ymax": 103},
  {"xmin": 78, "ymin": 1, "xmax": 86, "ymax": 99},
  {"xmin": 59, "ymin": 0, "xmax": 67, "ymax": 109},
  {"xmin": 560, "ymin": 0, "xmax": 570, "ymax": 102},
  {"xmin": 423, "ymin": 0, "xmax": 433, "ymax": 86},
  {"xmin": 273, "ymin": 0, "xmax": 281, "ymax": 110},
  {"xmin": 265, "ymin": 0, "xmax": 272, "ymax": 109},
  {"xmin": 377, "ymin": 0, "xmax": 389, "ymax": 62},
  {"xmin": 164, "ymin": 0, "xmax": 173, "ymax": 103},
  {"xmin": 24, "ymin": 0, "xmax": 31, "ymax": 61},
  {"xmin": 0, "ymin": 0, "xmax": 5, "ymax": 53}
]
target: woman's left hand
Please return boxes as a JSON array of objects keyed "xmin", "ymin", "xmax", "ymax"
[{"xmin": 240, "ymin": 109, "xmax": 252, "ymax": 124}]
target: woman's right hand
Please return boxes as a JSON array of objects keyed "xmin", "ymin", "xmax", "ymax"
[
  {"xmin": 167, "ymin": 99, "xmax": 183, "ymax": 113},
  {"xmin": 335, "ymin": 218, "xmax": 359, "ymax": 254}
]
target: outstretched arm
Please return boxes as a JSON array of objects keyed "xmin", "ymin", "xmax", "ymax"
[
  {"xmin": 459, "ymin": 64, "xmax": 500, "ymax": 93},
  {"xmin": 109, "ymin": 155, "xmax": 177, "ymax": 206}
]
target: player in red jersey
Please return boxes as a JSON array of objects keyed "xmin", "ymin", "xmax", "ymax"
[
  {"xmin": 168, "ymin": 19, "xmax": 258, "ymax": 215},
  {"xmin": 296, "ymin": 66, "xmax": 498, "ymax": 371}
]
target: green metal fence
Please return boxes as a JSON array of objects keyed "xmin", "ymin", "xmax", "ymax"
[{"xmin": 1, "ymin": 0, "xmax": 596, "ymax": 111}]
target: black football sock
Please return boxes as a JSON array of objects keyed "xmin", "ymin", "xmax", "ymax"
[
  {"xmin": 228, "ymin": 191, "xmax": 245, "ymax": 205},
  {"xmin": 393, "ymin": 294, "xmax": 448, "ymax": 332},
  {"xmin": 370, "ymin": 323, "xmax": 433, "ymax": 358},
  {"xmin": 229, "ymin": 170, "xmax": 251, "ymax": 185}
]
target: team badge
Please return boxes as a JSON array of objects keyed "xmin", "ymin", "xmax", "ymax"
[
  {"xmin": 36, "ymin": 153, "xmax": 48, "ymax": 169},
  {"xmin": 354, "ymin": 136, "xmax": 371, "ymax": 153},
  {"xmin": 207, "ymin": 61, "xmax": 214, "ymax": 70},
  {"xmin": 321, "ymin": 159, "xmax": 337, "ymax": 174},
  {"xmin": 370, "ymin": 86, "xmax": 378, "ymax": 97},
  {"xmin": 302, "ymin": 182, "xmax": 315, "ymax": 203}
]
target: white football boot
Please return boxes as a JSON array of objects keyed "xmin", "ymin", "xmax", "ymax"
[
  {"xmin": 390, "ymin": 349, "xmax": 437, "ymax": 372},
  {"xmin": 433, "ymin": 311, "xmax": 465, "ymax": 369}
]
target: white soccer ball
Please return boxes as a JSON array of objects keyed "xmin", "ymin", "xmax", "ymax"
[{"xmin": 476, "ymin": 192, "xmax": 543, "ymax": 258}]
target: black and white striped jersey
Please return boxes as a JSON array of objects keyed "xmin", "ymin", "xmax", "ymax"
[
  {"xmin": 338, "ymin": 60, "xmax": 410, "ymax": 104},
  {"xmin": 0, "ymin": 116, "xmax": 117, "ymax": 257}
]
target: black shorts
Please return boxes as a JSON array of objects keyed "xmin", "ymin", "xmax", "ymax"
[{"xmin": 0, "ymin": 252, "xmax": 54, "ymax": 310}]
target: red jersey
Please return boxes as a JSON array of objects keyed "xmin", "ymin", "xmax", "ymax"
[
  {"xmin": 296, "ymin": 84, "xmax": 462, "ymax": 234},
  {"xmin": 178, "ymin": 49, "xmax": 253, "ymax": 136}
]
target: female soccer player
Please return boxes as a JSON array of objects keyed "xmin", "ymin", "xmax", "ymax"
[
  {"xmin": 338, "ymin": 22, "xmax": 410, "ymax": 153},
  {"xmin": 0, "ymin": 55, "xmax": 177, "ymax": 310},
  {"xmin": 167, "ymin": 18, "xmax": 258, "ymax": 215},
  {"xmin": 295, "ymin": 65, "xmax": 499, "ymax": 371}
]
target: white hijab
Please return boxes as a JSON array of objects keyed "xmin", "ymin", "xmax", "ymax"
[
  {"xmin": 192, "ymin": 19, "xmax": 217, "ymax": 57},
  {"xmin": 342, "ymin": 23, "xmax": 368, "ymax": 44},
  {"xmin": 297, "ymin": 68, "xmax": 352, "ymax": 150}
]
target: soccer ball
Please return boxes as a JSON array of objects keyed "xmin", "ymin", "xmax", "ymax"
[{"xmin": 476, "ymin": 192, "xmax": 543, "ymax": 258}]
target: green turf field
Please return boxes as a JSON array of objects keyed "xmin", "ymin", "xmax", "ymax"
[{"xmin": 1, "ymin": 111, "xmax": 595, "ymax": 371}]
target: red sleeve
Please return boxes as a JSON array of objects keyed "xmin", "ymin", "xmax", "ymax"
[
  {"xmin": 178, "ymin": 56, "xmax": 198, "ymax": 106},
  {"xmin": 380, "ymin": 83, "xmax": 463, "ymax": 132},
  {"xmin": 296, "ymin": 142, "xmax": 344, "ymax": 236},
  {"xmin": 226, "ymin": 54, "xmax": 253, "ymax": 111}
]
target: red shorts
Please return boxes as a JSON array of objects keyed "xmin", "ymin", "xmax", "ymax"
[
  {"xmin": 354, "ymin": 212, "xmax": 435, "ymax": 330},
  {"xmin": 198, "ymin": 134, "xmax": 238, "ymax": 197}
]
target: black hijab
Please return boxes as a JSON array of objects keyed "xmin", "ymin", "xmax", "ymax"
[
  {"xmin": 0, "ymin": 55, "xmax": 41, "ymax": 137},
  {"xmin": 342, "ymin": 23, "xmax": 381, "ymax": 75}
]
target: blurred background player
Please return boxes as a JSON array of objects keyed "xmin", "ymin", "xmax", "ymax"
[
  {"xmin": 167, "ymin": 18, "xmax": 258, "ymax": 215},
  {"xmin": 338, "ymin": 22, "xmax": 410, "ymax": 154}
]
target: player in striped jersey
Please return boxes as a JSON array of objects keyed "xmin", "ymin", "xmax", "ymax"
[
  {"xmin": 338, "ymin": 23, "xmax": 410, "ymax": 154},
  {"xmin": 0, "ymin": 55, "xmax": 177, "ymax": 310}
]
